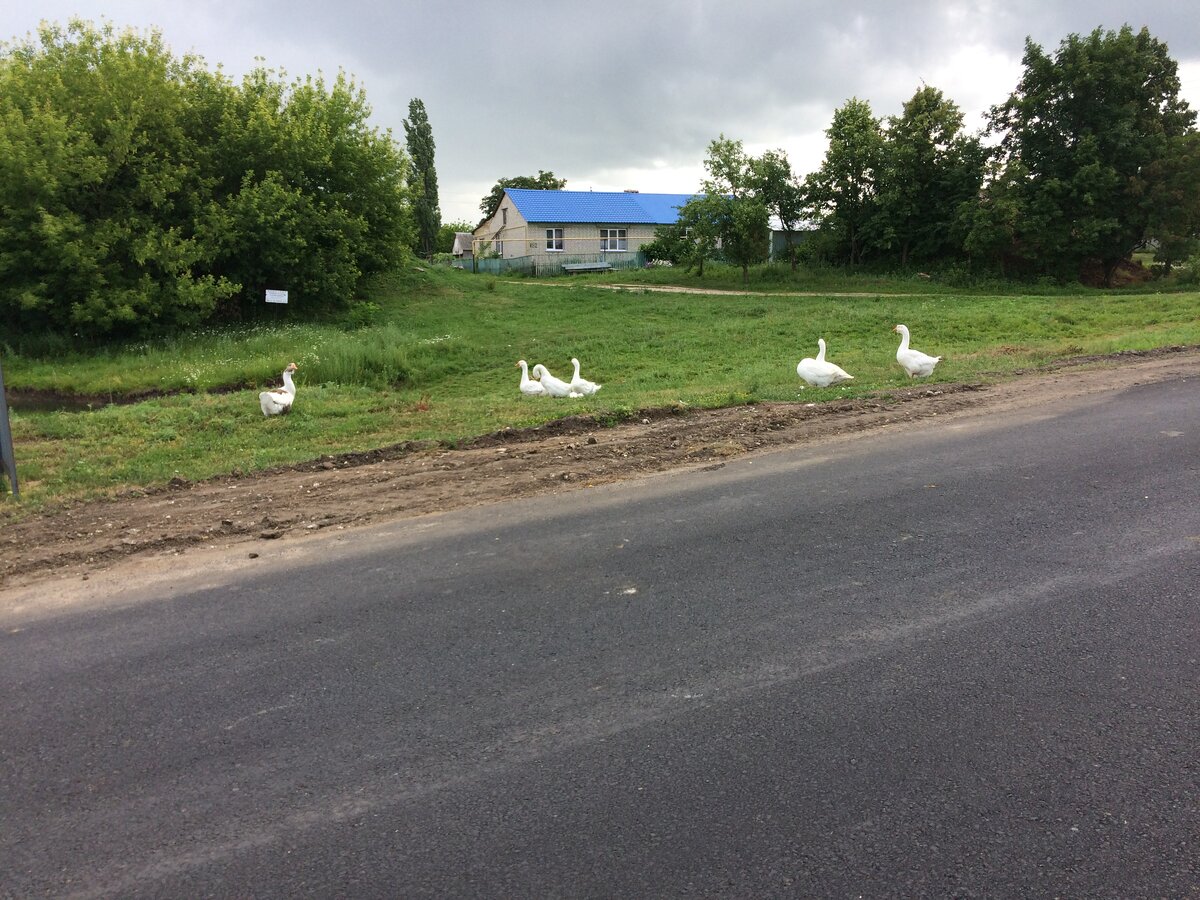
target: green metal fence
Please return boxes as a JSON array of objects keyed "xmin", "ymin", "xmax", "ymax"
[{"xmin": 473, "ymin": 251, "xmax": 647, "ymax": 276}]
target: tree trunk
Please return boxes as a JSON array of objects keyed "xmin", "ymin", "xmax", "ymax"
[{"xmin": 1102, "ymin": 257, "xmax": 1121, "ymax": 288}]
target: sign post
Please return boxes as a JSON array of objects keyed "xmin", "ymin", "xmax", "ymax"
[
  {"xmin": 265, "ymin": 289, "xmax": 289, "ymax": 305},
  {"xmin": 0, "ymin": 356, "xmax": 18, "ymax": 500}
]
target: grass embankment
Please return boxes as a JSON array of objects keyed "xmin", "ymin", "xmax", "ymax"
[{"xmin": 2, "ymin": 265, "xmax": 1198, "ymax": 517}]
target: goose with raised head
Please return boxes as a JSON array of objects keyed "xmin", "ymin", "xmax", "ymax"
[
  {"xmin": 893, "ymin": 324, "xmax": 941, "ymax": 378},
  {"xmin": 259, "ymin": 362, "xmax": 299, "ymax": 416},
  {"xmin": 569, "ymin": 357, "xmax": 602, "ymax": 395},
  {"xmin": 516, "ymin": 359, "xmax": 546, "ymax": 396},
  {"xmin": 531, "ymin": 363, "xmax": 583, "ymax": 398},
  {"xmin": 796, "ymin": 338, "xmax": 855, "ymax": 388}
]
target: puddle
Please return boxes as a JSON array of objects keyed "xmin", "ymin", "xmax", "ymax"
[{"xmin": 4, "ymin": 383, "xmax": 249, "ymax": 413}]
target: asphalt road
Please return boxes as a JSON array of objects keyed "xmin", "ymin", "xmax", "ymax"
[{"xmin": 3, "ymin": 376, "xmax": 1198, "ymax": 898}]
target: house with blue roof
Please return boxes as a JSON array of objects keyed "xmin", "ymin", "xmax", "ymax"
[{"xmin": 472, "ymin": 188, "xmax": 699, "ymax": 273}]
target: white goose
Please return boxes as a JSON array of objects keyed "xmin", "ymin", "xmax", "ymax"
[
  {"xmin": 569, "ymin": 357, "xmax": 602, "ymax": 395},
  {"xmin": 531, "ymin": 363, "xmax": 582, "ymax": 398},
  {"xmin": 259, "ymin": 362, "xmax": 299, "ymax": 416},
  {"xmin": 893, "ymin": 324, "xmax": 942, "ymax": 378},
  {"xmin": 796, "ymin": 338, "xmax": 855, "ymax": 388},
  {"xmin": 516, "ymin": 359, "xmax": 546, "ymax": 396}
]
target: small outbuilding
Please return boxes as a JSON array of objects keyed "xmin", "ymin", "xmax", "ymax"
[{"xmin": 451, "ymin": 232, "xmax": 474, "ymax": 260}]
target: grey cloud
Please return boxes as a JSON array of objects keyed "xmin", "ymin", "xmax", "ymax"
[{"xmin": 7, "ymin": 1, "xmax": 1198, "ymax": 222}]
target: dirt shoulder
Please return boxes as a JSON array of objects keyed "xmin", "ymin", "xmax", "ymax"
[{"xmin": 3, "ymin": 346, "xmax": 1198, "ymax": 591}]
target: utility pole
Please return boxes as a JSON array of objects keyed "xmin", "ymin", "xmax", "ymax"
[{"xmin": 0, "ymin": 357, "xmax": 18, "ymax": 499}]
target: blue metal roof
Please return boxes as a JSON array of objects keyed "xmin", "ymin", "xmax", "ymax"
[{"xmin": 505, "ymin": 188, "xmax": 700, "ymax": 225}]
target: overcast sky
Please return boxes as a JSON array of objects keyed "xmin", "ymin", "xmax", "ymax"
[{"xmin": 4, "ymin": 2, "xmax": 1199, "ymax": 226}]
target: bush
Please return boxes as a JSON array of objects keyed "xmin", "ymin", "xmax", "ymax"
[
  {"xmin": 0, "ymin": 21, "xmax": 412, "ymax": 341},
  {"xmin": 1172, "ymin": 259, "xmax": 1200, "ymax": 286}
]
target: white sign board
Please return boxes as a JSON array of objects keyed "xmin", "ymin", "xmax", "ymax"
[{"xmin": 265, "ymin": 289, "xmax": 289, "ymax": 304}]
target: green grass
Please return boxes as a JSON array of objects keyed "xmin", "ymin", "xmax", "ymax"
[{"xmin": 3, "ymin": 265, "xmax": 1198, "ymax": 517}]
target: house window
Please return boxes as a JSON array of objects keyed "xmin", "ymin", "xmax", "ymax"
[
  {"xmin": 600, "ymin": 228, "xmax": 627, "ymax": 251},
  {"xmin": 495, "ymin": 240, "xmax": 503, "ymax": 256},
  {"xmin": 545, "ymin": 228, "xmax": 564, "ymax": 251},
  {"xmin": 501, "ymin": 208, "xmax": 508, "ymax": 225}
]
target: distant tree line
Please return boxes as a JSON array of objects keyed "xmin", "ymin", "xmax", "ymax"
[
  {"xmin": 0, "ymin": 20, "xmax": 424, "ymax": 340},
  {"xmin": 647, "ymin": 26, "xmax": 1200, "ymax": 286}
]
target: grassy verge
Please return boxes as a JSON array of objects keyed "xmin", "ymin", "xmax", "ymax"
[{"xmin": 3, "ymin": 266, "xmax": 1198, "ymax": 517}]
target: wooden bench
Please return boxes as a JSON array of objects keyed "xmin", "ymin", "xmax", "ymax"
[{"xmin": 562, "ymin": 262, "xmax": 613, "ymax": 274}]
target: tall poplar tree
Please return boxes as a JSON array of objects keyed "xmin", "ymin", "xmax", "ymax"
[{"xmin": 404, "ymin": 98, "xmax": 440, "ymax": 258}]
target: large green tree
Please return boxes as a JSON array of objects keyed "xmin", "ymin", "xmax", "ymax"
[
  {"xmin": 699, "ymin": 136, "xmax": 769, "ymax": 283},
  {"xmin": 875, "ymin": 86, "xmax": 986, "ymax": 266},
  {"xmin": 0, "ymin": 20, "xmax": 412, "ymax": 338},
  {"xmin": 404, "ymin": 98, "xmax": 440, "ymax": 258},
  {"xmin": 478, "ymin": 170, "xmax": 566, "ymax": 222},
  {"xmin": 803, "ymin": 98, "xmax": 886, "ymax": 266},
  {"xmin": 749, "ymin": 149, "xmax": 805, "ymax": 270},
  {"xmin": 200, "ymin": 67, "xmax": 411, "ymax": 318},
  {"xmin": 985, "ymin": 25, "xmax": 1196, "ymax": 284},
  {"xmin": 960, "ymin": 158, "xmax": 1032, "ymax": 277},
  {"xmin": 0, "ymin": 20, "xmax": 236, "ymax": 336},
  {"xmin": 650, "ymin": 136, "xmax": 771, "ymax": 281},
  {"xmin": 1141, "ymin": 131, "xmax": 1200, "ymax": 273},
  {"xmin": 659, "ymin": 195, "xmax": 723, "ymax": 277}
]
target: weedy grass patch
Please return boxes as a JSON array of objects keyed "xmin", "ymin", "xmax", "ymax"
[{"xmin": 3, "ymin": 266, "xmax": 1198, "ymax": 514}]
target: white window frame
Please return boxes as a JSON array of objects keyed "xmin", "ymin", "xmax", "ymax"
[
  {"xmin": 545, "ymin": 227, "xmax": 564, "ymax": 252},
  {"xmin": 600, "ymin": 228, "xmax": 628, "ymax": 252}
]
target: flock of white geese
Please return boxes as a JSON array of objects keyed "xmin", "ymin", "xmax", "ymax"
[
  {"xmin": 518, "ymin": 323, "xmax": 940, "ymax": 399},
  {"xmin": 259, "ymin": 323, "xmax": 940, "ymax": 416},
  {"xmin": 796, "ymin": 323, "xmax": 942, "ymax": 388},
  {"xmin": 516, "ymin": 358, "xmax": 602, "ymax": 398}
]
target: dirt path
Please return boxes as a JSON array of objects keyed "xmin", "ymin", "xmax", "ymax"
[
  {"xmin": 520, "ymin": 281, "xmax": 910, "ymax": 298},
  {"xmin": 602, "ymin": 283, "xmax": 914, "ymax": 297},
  {"xmin": 3, "ymin": 347, "xmax": 1197, "ymax": 590}
]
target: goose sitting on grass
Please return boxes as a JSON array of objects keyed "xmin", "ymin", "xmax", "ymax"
[
  {"xmin": 531, "ymin": 364, "xmax": 583, "ymax": 398},
  {"xmin": 796, "ymin": 338, "xmax": 855, "ymax": 388},
  {"xmin": 569, "ymin": 357, "xmax": 602, "ymax": 395},
  {"xmin": 893, "ymin": 324, "xmax": 942, "ymax": 378},
  {"xmin": 259, "ymin": 362, "xmax": 298, "ymax": 416},
  {"xmin": 516, "ymin": 360, "xmax": 546, "ymax": 396}
]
